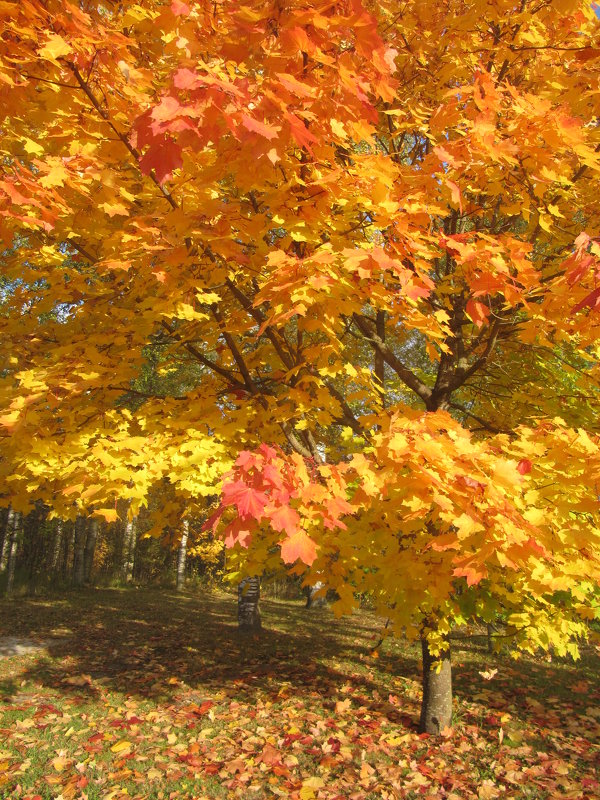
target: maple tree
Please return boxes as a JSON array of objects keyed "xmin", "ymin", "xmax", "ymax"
[{"xmin": 2, "ymin": 0, "xmax": 600, "ymax": 734}]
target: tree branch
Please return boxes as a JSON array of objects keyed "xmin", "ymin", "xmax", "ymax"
[
  {"xmin": 160, "ymin": 320, "xmax": 246, "ymax": 389},
  {"xmin": 352, "ymin": 313, "xmax": 433, "ymax": 405},
  {"xmin": 67, "ymin": 62, "xmax": 180, "ymax": 211},
  {"xmin": 448, "ymin": 401, "xmax": 510, "ymax": 434},
  {"xmin": 224, "ymin": 278, "xmax": 294, "ymax": 370},
  {"xmin": 210, "ymin": 305, "xmax": 256, "ymax": 392},
  {"xmin": 107, "ymin": 385, "xmax": 186, "ymax": 401}
]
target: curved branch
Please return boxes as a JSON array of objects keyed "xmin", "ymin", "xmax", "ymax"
[{"xmin": 352, "ymin": 313, "xmax": 433, "ymax": 405}]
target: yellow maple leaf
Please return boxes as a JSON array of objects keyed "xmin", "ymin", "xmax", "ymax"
[
  {"xmin": 38, "ymin": 34, "xmax": 73, "ymax": 61},
  {"xmin": 102, "ymin": 201, "xmax": 129, "ymax": 217},
  {"xmin": 51, "ymin": 755, "xmax": 70, "ymax": 771},
  {"xmin": 23, "ymin": 137, "xmax": 43, "ymax": 156},
  {"xmin": 453, "ymin": 512, "xmax": 485, "ymax": 539},
  {"xmin": 330, "ymin": 118, "xmax": 347, "ymax": 137},
  {"xmin": 110, "ymin": 740, "xmax": 132, "ymax": 754},
  {"xmin": 39, "ymin": 163, "xmax": 69, "ymax": 189},
  {"xmin": 92, "ymin": 508, "xmax": 119, "ymax": 522},
  {"xmin": 299, "ymin": 777, "xmax": 325, "ymax": 800}
]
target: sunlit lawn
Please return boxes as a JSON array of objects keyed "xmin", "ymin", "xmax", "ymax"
[{"xmin": 0, "ymin": 588, "xmax": 598, "ymax": 799}]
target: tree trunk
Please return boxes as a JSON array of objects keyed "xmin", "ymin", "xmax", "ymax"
[
  {"xmin": 62, "ymin": 521, "xmax": 75, "ymax": 580},
  {"xmin": 25, "ymin": 503, "xmax": 45, "ymax": 591},
  {"xmin": 49, "ymin": 521, "xmax": 63, "ymax": 574},
  {"xmin": 176, "ymin": 519, "xmax": 189, "ymax": 592},
  {"xmin": 375, "ymin": 309, "xmax": 386, "ymax": 406},
  {"xmin": 122, "ymin": 516, "xmax": 137, "ymax": 582},
  {"xmin": 5, "ymin": 509, "xmax": 20, "ymax": 596},
  {"xmin": 238, "ymin": 576, "xmax": 261, "ymax": 631},
  {"xmin": 84, "ymin": 518, "xmax": 98, "ymax": 583},
  {"xmin": 419, "ymin": 633, "xmax": 452, "ymax": 734},
  {"xmin": 0, "ymin": 507, "xmax": 10, "ymax": 572},
  {"xmin": 72, "ymin": 516, "xmax": 87, "ymax": 586},
  {"xmin": 305, "ymin": 581, "xmax": 326, "ymax": 608}
]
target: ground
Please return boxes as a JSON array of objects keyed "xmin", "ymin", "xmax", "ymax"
[{"xmin": 0, "ymin": 588, "xmax": 598, "ymax": 799}]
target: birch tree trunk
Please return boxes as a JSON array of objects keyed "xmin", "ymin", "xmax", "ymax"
[
  {"xmin": 121, "ymin": 516, "xmax": 138, "ymax": 583},
  {"xmin": 83, "ymin": 518, "xmax": 98, "ymax": 583},
  {"xmin": 305, "ymin": 581, "xmax": 326, "ymax": 608},
  {"xmin": 238, "ymin": 576, "xmax": 261, "ymax": 631},
  {"xmin": 49, "ymin": 521, "xmax": 63, "ymax": 574},
  {"xmin": 0, "ymin": 507, "xmax": 10, "ymax": 573},
  {"xmin": 176, "ymin": 518, "xmax": 189, "ymax": 592},
  {"xmin": 5, "ymin": 509, "xmax": 20, "ymax": 596}
]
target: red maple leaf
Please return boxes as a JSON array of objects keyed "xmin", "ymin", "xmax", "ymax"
[
  {"xmin": 573, "ymin": 286, "xmax": 600, "ymax": 314},
  {"xmin": 517, "ymin": 458, "xmax": 532, "ymax": 475},
  {"xmin": 452, "ymin": 562, "xmax": 487, "ymax": 586},
  {"xmin": 221, "ymin": 480, "xmax": 267, "ymax": 519},
  {"xmin": 285, "ymin": 112, "xmax": 319, "ymax": 153},
  {"xmin": 241, "ymin": 114, "xmax": 280, "ymax": 141},
  {"xmin": 235, "ymin": 450, "xmax": 259, "ymax": 470},
  {"xmin": 171, "ymin": 0, "xmax": 190, "ymax": 15},
  {"xmin": 466, "ymin": 298, "xmax": 490, "ymax": 329},
  {"xmin": 223, "ymin": 519, "xmax": 252, "ymax": 549},
  {"xmin": 139, "ymin": 137, "xmax": 183, "ymax": 185},
  {"xmin": 173, "ymin": 68, "xmax": 199, "ymax": 90},
  {"xmin": 202, "ymin": 507, "xmax": 223, "ymax": 533}
]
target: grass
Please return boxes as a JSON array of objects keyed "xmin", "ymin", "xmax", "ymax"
[{"xmin": 0, "ymin": 587, "xmax": 598, "ymax": 799}]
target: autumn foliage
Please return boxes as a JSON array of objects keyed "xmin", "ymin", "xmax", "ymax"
[{"xmin": 2, "ymin": 0, "xmax": 600, "ymax": 731}]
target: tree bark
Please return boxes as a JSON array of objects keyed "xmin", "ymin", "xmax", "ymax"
[
  {"xmin": 49, "ymin": 521, "xmax": 64, "ymax": 574},
  {"xmin": 84, "ymin": 518, "xmax": 98, "ymax": 583},
  {"xmin": 5, "ymin": 509, "xmax": 20, "ymax": 596},
  {"xmin": 62, "ymin": 520, "xmax": 75, "ymax": 580},
  {"xmin": 61, "ymin": 520, "xmax": 75, "ymax": 581},
  {"xmin": 176, "ymin": 518, "xmax": 189, "ymax": 592},
  {"xmin": 375, "ymin": 309, "xmax": 386, "ymax": 406},
  {"xmin": 25, "ymin": 503, "xmax": 46, "ymax": 591},
  {"xmin": 419, "ymin": 633, "xmax": 452, "ymax": 734},
  {"xmin": 122, "ymin": 516, "xmax": 137, "ymax": 582},
  {"xmin": 72, "ymin": 516, "xmax": 87, "ymax": 586},
  {"xmin": 0, "ymin": 507, "xmax": 10, "ymax": 572},
  {"xmin": 305, "ymin": 581, "xmax": 326, "ymax": 608},
  {"xmin": 238, "ymin": 576, "xmax": 261, "ymax": 631}
]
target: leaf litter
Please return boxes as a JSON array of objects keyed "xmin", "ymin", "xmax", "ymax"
[{"xmin": 0, "ymin": 588, "xmax": 598, "ymax": 799}]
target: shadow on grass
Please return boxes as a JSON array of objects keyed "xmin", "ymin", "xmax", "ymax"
[
  {"xmin": 0, "ymin": 588, "xmax": 423, "ymax": 732},
  {"xmin": 1, "ymin": 587, "xmax": 599, "ymax": 750}
]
